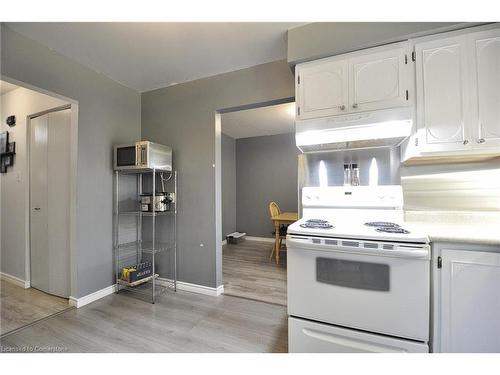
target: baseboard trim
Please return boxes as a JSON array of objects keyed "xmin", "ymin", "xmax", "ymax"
[
  {"xmin": 157, "ymin": 277, "xmax": 224, "ymax": 296},
  {"xmin": 69, "ymin": 284, "xmax": 116, "ymax": 308},
  {"xmin": 68, "ymin": 278, "xmax": 224, "ymax": 309},
  {"xmin": 1, "ymin": 272, "xmax": 30, "ymax": 288},
  {"xmin": 245, "ymin": 236, "xmax": 278, "ymax": 243}
]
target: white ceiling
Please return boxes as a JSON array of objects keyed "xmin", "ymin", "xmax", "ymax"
[
  {"xmin": 6, "ymin": 22, "xmax": 303, "ymax": 92},
  {"xmin": 222, "ymin": 102, "xmax": 295, "ymax": 139},
  {"xmin": 0, "ymin": 81, "xmax": 19, "ymax": 96}
]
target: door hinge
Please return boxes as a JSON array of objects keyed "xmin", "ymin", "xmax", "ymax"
[
  {"xmin": 297, "ymin": 106, "xmax": 301, "ymax": 116},
  {"xmin": 297, "ymin": 75, "xmax": 300, "ymax": 85},
  {"xmin": 405, "ymin": 90, "xmax": 409, "ymax": 101},
  {"xmin": 405, "ymin": 54, "xmax": 408, "ymax": 64},
  {"xmin": 412, "ymin": 51, "xmax": 416, "ymax": 62},
  {"xmin": 437, "ymin": 256, "xmax": 442, "ymax": 269},
  {"xmin": 415, "ymin": 137, "xmax": 419, "ymax": 147}
]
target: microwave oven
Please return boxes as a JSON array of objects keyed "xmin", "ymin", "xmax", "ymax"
[{"xmin": 114, "ymin": 141, "xmax": 172, "ymax": 171}]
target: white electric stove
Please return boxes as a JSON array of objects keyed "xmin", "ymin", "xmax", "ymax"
[{"xmin": 287, "ymin": 186, "xmax": 431, "ymax": 353}]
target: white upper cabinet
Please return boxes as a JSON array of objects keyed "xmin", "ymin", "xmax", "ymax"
[
  {"xmin": 296, "ymin": 42, "xmax": 411, "ymax": 120},
  {"xmin": 296, "ymin": 59, "xmax": 348, "ymax": 120},
  {"xmin": 415, "ymin": 36, "xmax": 469, "ymax": 151},
  {"xmin": 349, "ymin": 46, "xmax": 409, "ymax": 112},
  {"xmin": 403, "ymin": 26, "xmax": 500, "ymax": 162},
  {"xmin": 471, "ymin": 29, "xmax": 500, "ymax": 147}
]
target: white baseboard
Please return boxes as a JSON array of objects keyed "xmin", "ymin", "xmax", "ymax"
[
  {"xmin": 1, "ymin": 272, "xmax": 30, "ymax": 288},
  {"xmin": 69, "ymin": 284, "xmax": 116, "ymax": 308},
  {"xmin": 68, "ymin": 278, "xmax": 224, "ymax": 309},
  {"xmin": 157, "ymin": 277, "xmax": 224, "ymax": 296},
  {"xmin": 245, "ymin": 236, "xmax": 278, "ymax": 243}
]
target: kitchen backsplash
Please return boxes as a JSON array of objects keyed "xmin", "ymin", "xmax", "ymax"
[{"xmin": 401, "ymin": 159, "xmax": 500, "ymax": 212}]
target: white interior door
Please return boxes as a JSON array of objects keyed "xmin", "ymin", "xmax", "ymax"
[
  {"xmin": 348, "ymin": 45, "xmax": 409, "ymax": 112},
  {"xmin": 30, "ymin": 108, "xmax": 71, "ymax": 298},
  {"xmin": 296, "ymin": 58, "xmax": 348, "ymax": 120}
]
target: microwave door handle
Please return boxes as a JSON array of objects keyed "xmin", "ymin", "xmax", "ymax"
[{"xmin": 136, "ymin": 143, "xmax": 141, "ymax": 166}]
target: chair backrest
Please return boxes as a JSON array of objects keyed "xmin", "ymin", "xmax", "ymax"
[{"xmin": 269, "ymin": 201, "xmax": 281, "ymax": 219}]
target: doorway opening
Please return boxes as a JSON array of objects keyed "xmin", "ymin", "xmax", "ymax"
[
  {"xmin": 0, "ymin": 79, "xmax": 78, "ymax": 337},
  {"xmin": 216, "ymin": 99, "xmax": 297, "ymax": 306}
]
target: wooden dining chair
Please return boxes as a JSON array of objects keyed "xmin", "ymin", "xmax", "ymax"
[{"xmin": 269, "ymin": 201, "xmax": 285, "ymax": 259}]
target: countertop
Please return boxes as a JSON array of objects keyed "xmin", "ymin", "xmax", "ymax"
[{"xmin": 404, "ymin": 211, "xmax": 500, "ymax": 246}]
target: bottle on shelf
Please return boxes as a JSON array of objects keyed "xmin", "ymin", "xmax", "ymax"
[
  {"xmin": 343, "ymin": 164, "xmax": 351, "ymax": 186},
  {"xmin": 351, "ymin": 163, "xmax": 360, "ymax": 186}
]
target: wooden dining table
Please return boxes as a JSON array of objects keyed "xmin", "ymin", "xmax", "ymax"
[{"xmin": 270, "ymin": 212, "xmax": 298, "ymax": 264}]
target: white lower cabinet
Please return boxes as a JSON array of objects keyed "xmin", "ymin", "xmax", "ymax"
[
  {"xmin": 289, "ymin": 317, "xmax": 428, "ymax": 353},
  {"xmin": 432, "ymin": 243, "xmax": 500, "ymax": 352}
]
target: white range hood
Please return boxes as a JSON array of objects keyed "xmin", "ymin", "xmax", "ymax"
[{"xmin": 295, "ymin": 108, "xmax": 413, "ymax": 153}]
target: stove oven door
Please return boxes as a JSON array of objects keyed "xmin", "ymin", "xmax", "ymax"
[{"xmin": 287, "ymin": 235, "xmax": 430, "ymax": 342}]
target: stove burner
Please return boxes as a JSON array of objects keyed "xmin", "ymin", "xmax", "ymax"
[
  {"xmin": 364, "ymin": 221, "xmax": 401, "ymax": 228},
  {"xmin": 300, "ymin": 219, "xmax": 333, "ymax": 229},
  {"xmin": 375, "ymin": 227, "xmax": 410, "ymax": 234},
  {"xmin": 305, "ymin": 219, "xmax": 328, "ymax": 224}
]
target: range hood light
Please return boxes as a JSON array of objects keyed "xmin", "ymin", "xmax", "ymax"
[{"xmin": 296, "ymin": 120, "xmax": 413, "ymax": 147}]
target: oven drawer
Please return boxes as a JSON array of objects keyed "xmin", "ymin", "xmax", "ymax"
[
  {"xmin": 287, "ymin": 241, "xmax": 430, "ymax": 341},
  {"xmin": 289, "ymin": 317, "xmax": 429, "ymax": 353}
]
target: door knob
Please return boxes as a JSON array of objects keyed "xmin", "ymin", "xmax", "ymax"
[
  {"xmin": 34, "ymin": 207, "xmax": 41, "ymax": 211},
  {"xmin": 352, "ymin": 103, "xmax": 358, "ymax": 109},
  {"xmin": 339, "ymin": 105, "xmax": 346, "ymax": 111},
  {"xmin": 477, "ymin": 138, "xmax": 485, "ymax": 144}
]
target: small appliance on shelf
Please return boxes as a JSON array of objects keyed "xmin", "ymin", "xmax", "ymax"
[
  {"xmin": 140, "ymin": 192, "xmax": 175, "ymax": 212},
  {"xmin": 114, "ymin": 140, "xmax": 172, "ymax": 171}
]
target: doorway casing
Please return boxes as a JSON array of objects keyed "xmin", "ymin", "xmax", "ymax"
[{"xmin": 1, "ymin": 75, "xmax": 79, "ymax": 302}]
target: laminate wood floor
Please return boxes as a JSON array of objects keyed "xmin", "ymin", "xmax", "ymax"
[
  {"xmin": 0, "ymin": 289, "xmax": 288, "ymax": 352},
  {"xmin": 223, "ymin": 240, "xmax": 287, "ymax": 306},
  {"xmin": 0, "ymin": 280, "xmax": 70, "ymax": 336}
]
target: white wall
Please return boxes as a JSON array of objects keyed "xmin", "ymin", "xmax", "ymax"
[{"xmin": 1, "ymin": 86, "xmax": 68, "ymax": 281}]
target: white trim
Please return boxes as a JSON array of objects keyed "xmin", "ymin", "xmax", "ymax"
[
  {"xmin": 1, "ymin": 272, "xmax": 30, "ymax": 288},
  {"xmin": 157, "ymin": 277, "xmax": 224, "ymax": 296},
  {"xmin": 69, "ymin": 284, "xmax": 116, "ymax": 308},
  {"xmin": 245, "ymin": 236, "xmax": 277, "ymax": 243}
]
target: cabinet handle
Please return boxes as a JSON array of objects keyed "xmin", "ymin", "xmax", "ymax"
[
  {"xmin": 352, "ymin": 103, "xmax": 358, "ymax": 109},
  {"xmin": 477, "ymin": 138, "xmax": 485, "ymax": 144},
  {"xmin": 462, "ymin": 140, "xmax": 469, "ymax": 145},
  {"xmin": 34, "ymin": 207, "xmax": 41, "ymax": 211},
  {"xmin": 339, "ymin": 105, "xmax": 346, "ymax": 111}
]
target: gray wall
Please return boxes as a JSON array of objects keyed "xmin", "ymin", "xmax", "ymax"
[
  {"xmin": 141, "ymin": 60, "xmax": 294, "ymax": 288},
  {"xmin": 221, "ymin": 133, "xmax": 236, "ymax": 238},
  {"xmin": 287, "ymin": 22, "xmax": 476, "ymax": 64},
  {"xmin": 236, "ymin": 132, "xmax": 299, "ymax": 238},
  {"xmin": 1, "ymin": 25, "xmax": 141, "ymax": 298}
]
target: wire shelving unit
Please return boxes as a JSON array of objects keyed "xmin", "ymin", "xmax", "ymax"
[{"xmin": 113, "ymin": 168, "xmax": 177, "ymax": 303}]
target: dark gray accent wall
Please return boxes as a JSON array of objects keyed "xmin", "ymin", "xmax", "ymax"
[
  {"xmin": 221, "ymin": 133, "xmax": 236, "ymax": 239},
  {"xmin": 287, "ymin": 22, "xmax": 477, "ymax": 64},
  {"xmin": 236, "ymin": 132, "xmax": 299, "ymax": 238},
  {"xmin": 1, "ymin": 25, "xmax": 141, "ymax": 298},
  {"xmin": 141, "ymin": 60, "xmax": 294, "ymax": 288}
]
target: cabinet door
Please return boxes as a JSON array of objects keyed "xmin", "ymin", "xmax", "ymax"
[
  {"xmin": 348, "ymin": 45, "xmax": 409, "ymax": 112},
  {"xmin": 415, "ymin": 36, "xmax": 471, "ymax": 151},
  {"xmin": 471, "ymin": 29, "xmax": 500, "ymax": 147},
  {"xmin": 296, "ymin": 58, "xmax": 348, "ymax": 120},
  {"xmin": 439, "ymin": 249, "xmax": 500, "ymax": 352}
]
